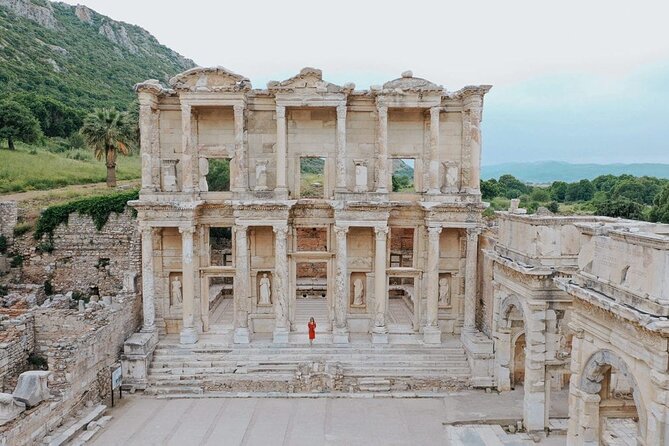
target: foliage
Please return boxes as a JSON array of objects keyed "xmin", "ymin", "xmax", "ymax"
[
  {"xmin": 10, "ymin": 253, "xmax": 23, "ymax": 268},
  {"xmin": 549, "ymin": 181, "xmax": 568, "ymax": 202},
  {"xmin": 36, "ymin": 236, "xmax": 55, "ymax": 254},
  {"xmin": 0, "ymin": 285, "xmax": 7, "ymax": 297},
  {"xmin": 27, "ymin": 353, "xmax": 48, "ymax": 371},
  {"xmin": 34, "ymin": 189, "xmax": 139, "ymax": 240},
  {"xmin": 497, "ymin": 174, "xmax": 530, "ymax": 198},
  {"xmin": 565, "ymin": 179, "xmax": 595, "ymax": 202},
  {"xmin": 44, "ymin": 280, "xmax": 54, "ymax": 296},
  {"xmin": 0, "ymin": 235, "xmax": 6, "ymax": 254},
  {"xmin": 547, "ymin": 201, "xmax": 560, "ymax": 213},
  {"xmin": 80, "ymin": 108, "xmax": 136, "ymax": 187},
  {"xmin": 299, "ymin": 157, "xmax": 325, "ymax": 175},
  {"xmin": 12, "ymin": 93, "xmax": 82, "ymax": 137},
  {"xmin": 609, "ymin": 176, "xmax": 663, "ymax": 205},
  {"xmin": 594, "ymin": 199, "xmax": 644, "ymax": 220},
  {"xmin": 480, "ymin": 179, "xmax": 499, "ymax": 200},
  {"xmin": 649, "ymin": 184, "xmax": 669, "ymax": 223},
  {"xmin": 0, "ymin": 100, "xmax": 42, "ymax": 150},
  {"xmin": 207, "ymin": 158, "xmax": 231, "ymax": 192},
  {"xmin": 391, "ymin": 174, "xmax": 413, "ymax": 192},
  {"xmin": 529, "ymin": 188, "xmax": 551, "ymax": 202},
  {"xmin": 13, "ymin": 223, "xmax": 33, "ymax": 236}
]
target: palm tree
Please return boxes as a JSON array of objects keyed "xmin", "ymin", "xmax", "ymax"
[{"xmin": 80, "ymin": 108, "xmax": 135, "ymax": 187}]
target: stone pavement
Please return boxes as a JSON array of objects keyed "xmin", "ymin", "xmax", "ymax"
[{"xmin": 89, "ymin": 389, "xmax": 568, "ymax": 446}]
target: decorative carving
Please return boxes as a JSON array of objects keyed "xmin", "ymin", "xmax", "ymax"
[
  {"xmin": 353, "ymin": 277, "xmax": 364, "ymax": 306},
  {"xmin": 439, "ymin": 276, "xmax": 451, "ymax": 307},
  {"xmin": 258, "ymin": 272, "xmax": 271, "ymax": 305},
  {"xmin": 169, "ymin": 67, "xmax": 251, "ymax": 92},
  {"xmin": 170, "ymin": 273, "xmax": 183, "ymax": 306}
]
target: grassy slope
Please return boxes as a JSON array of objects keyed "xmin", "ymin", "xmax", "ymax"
[{"xmin": 0, "ymin": 144, "xmax": 140, "ymax": 193}]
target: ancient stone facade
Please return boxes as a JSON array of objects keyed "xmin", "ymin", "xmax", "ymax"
[{"xmin": 131, "ymin": 66, "xmax": 490, "ymax": 351}]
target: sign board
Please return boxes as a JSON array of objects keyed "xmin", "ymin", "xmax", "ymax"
[{"xmin": 111, "ymin": 365, "xmax": 122, "ymax": 390}]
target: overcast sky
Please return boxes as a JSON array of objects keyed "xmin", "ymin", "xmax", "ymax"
[{"xmin": 60, "ymin": 0, "xmax": 669, "ymax": 165}]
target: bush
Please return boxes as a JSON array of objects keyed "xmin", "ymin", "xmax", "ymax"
[
  {"xmin": 44, "ymin": 280, "xmax": 54, "ymax": 296},
  {"xmin": 0, "ymin": 235, "xmax": 7, "ymax": 254},
  {"xmin": 0, "ymin": 285, "xmax": 7, "ymax": 297},
  {"xmin": 13, "ymin": 223, "xmax": 32, "ymax": 237},
  {"xmin": 36, "ymin": 237, "xmax": 54, "ymax": 254},
  {"xmin": 27, "ymin": 353, "xmax": 48, "ymax": 370},
  {"xmin": 529, "ymin": 188, "xmax": 551, "ymax": 202},
  {"xmin": 595, "ymin": 199, "xmax": 644, "ymax": 220},
  {"xmin": 10, "ymin": 253, "xmax": 23, "ymax": 268},
  {"xmin": 547, "ymin": 201, "xmax": 560, "ymax": 214}
]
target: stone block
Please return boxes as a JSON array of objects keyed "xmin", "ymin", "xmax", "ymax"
[
  {"xmin": 423, "ymin": 326, "xmax": 441, "ymax": 344},
  {"xmin": 12, "ymin": 371, "xmax": 51, "ymax": 407},
  {"xmin": 0, "ymin": 393, "xmax": 25, "ymax": 426},
  {"xmin": 121, "ymin": 331, "xmax": 158, "ymax": 390}
]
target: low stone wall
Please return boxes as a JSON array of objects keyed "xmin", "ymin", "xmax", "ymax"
[
  {"xmin": 0, "ymin": 202, "xmax": 18, "ymax": 242},
  {"xmin": 0, "ymin": 312, "xmax": 35, "ymax": 393}
]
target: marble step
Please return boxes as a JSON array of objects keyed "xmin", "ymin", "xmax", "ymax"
[{"xmin": 153, "ymin": 346, "xmax": 465, "ymax": 354}]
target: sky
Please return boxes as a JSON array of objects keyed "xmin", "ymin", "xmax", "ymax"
[{"xmin": 60, "ymin": 0, "xmax": 669, "ymax": 166}]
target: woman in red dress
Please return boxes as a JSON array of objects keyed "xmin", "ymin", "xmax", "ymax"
[{"xmin": 308, "ymin": 317, "xmax": 316, "ymax": 346}]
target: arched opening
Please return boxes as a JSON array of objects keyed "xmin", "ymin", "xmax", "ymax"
[{"xmin": 512, "ymin": 332, "xmax": 526, "ymax": 388}]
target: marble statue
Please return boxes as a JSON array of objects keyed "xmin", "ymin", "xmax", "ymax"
[
  {"xmin": 259, "ymin": 273, "xmax": 271, "ymax": 305},
  {"xmin": 353, "ymin": 278, "xmax": 364, "ymax": 306},
  {"xmin": 354, "ymin": 160, "xmax": 368, "ymax": 192},
  {"xmin": 439, "ymin": 277, "xmax": 450, "ymax": 306},
  {"xmin": 199, "ymin": 157, "xmax": 209, "ymax": 191},
  {"xmin": 255, "ymin": 160, "xmax": 268, "ymax": 191},
  {"xmin": 171, "ymin": 276, "xmax": 182, "ymax": 306}
]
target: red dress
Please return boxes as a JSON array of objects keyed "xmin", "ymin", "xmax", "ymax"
[{"xmin": 308, "ymin": 321, "xmax": 316, "ymax": 340}]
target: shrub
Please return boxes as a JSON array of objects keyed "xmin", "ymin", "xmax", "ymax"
[
  {"xmin": 44, "ymin": 280, "xmax": 54, "ymax": 296},
  {"xmin": 547, "ymin": 201, "xmax": 560, "ymax": 214},
  {"xmin": 0, "ymin": 285, "xmax": 7, "ymax": 297},
  {"xmin": 27, "ymin": 353, "xmax": 48, "ymax": 370},
  {"xmin": 10, "ymin": 254, "xmax": 23, "ymax": 268},
  {"xmin": 36, "ymin": 237, "xmax": 54, "ymax": 254},
  {"xmin": 595, "ymin": 199, "xmax": 644, "ymax": 220},
  {"xmin": 13, "ymin": 223, "xmax": 32, "ymax": 237},
  {"xmin": 0, "ymin": 235, "xmax": 7, "ymax": 254}
]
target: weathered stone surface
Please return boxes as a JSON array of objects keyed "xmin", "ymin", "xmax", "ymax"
[
  {"xmin": 0, "ymin": 393, "xmax": 25, "ymax": 426},
  {"xmin": 12, "ymin": 370, "xmax": 51, "ymax": 407}
]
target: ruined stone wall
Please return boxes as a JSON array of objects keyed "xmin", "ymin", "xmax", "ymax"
[
  {"xmin": 0, "ymin": 312, "xmax": 35, "ymax": 393},
  {"xmin": 17, "ymin": 209, "xmax": 140, "ymax": 296},
  {"xmin": 477, "ymin": 229, "xmax": 497, "ymax": 336},
  {"xmin": 0, "ymin": 201, "xmax": 18, "ymax": 241}
]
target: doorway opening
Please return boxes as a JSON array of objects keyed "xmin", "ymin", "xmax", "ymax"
[
  {"xmin": 294, "ymin": 261, "xmax": 329, "ymax": 332},
  {"xmin": 208, "ymin": 276, "xmax": 234, "ymax": 327},
  {"xmin": 388, "ymin": 276, "xmax": 415, "ymax": 331},
  {"xmin": 300, "ymin": 157, "xmax": 325, "ymax": 198}
]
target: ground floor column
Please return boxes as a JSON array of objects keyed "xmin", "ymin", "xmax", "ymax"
[
  {"xmin": 372, "ymin": 226, "xmax": 389, "ymax": 343},
  {"xmin": 424, "ymin": 226, "xmax": 442, "ymax": 344},
  {"xmin": 333, "ymin": 225, "xmax": 349, "ymax": 343},
  {"xmin": 140, "ymin": 225, "xmax": 156, "ymax": 333},
  {"xmin": 179, "ymin": 225, "xmax": 198, "ymax": 344},
  {"xmin": 233, "ymin": 225, "xmax": 250, "ymax": 343},
  {"xmin": 273, "ymin": 225, "xmax": 289, "ymax": 343},
  {"xmin": 463, "ymin": 227, "xmax": 480, "ymax": 332},
  {"xmin": 524, "ymin": 308, "xmax": 548, "ymax": 433}
]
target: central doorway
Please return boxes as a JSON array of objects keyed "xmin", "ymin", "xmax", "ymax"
[{"xmin": 292, "ymin": 259, "xmax": 331, "ymax": 334}]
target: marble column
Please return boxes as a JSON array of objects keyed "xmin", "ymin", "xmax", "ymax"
[
  {"xmin": 140, "ymin": 225, "xmax": 155, "ymax": 332},
  {"xmin": 139, "ymin": 104, "xmax": 154, "ymax": 192},
  {"xmin": 233, "ymin": 104, "xmax": 248, "ymax": 192},
  {"xmin": 180, "ymin": 103, "xmax": 194, "ymax": 193},
  {"xmin": 333, "ymin": 225, "xmax": 349, "ymax": 343},
  {"xmin": 372, "ymin": 226, "xmax": 389, "ymax": 343},
  {"xmin": 463, "ymin": 95, "xmax": 483, "ymax": 194},
  {"xmin": 233, "ymin": 225, "xmax": 250, "ymax": 343},
  {"xmin": 463, "ymin": 228, "xmax": 480, "ymax": 332},
  {"xmin": 273, "ymin": 225, "xmax": 289, "ymax": 343},
  {"xmin": 335, "ymin": 104, "xmax": 347, "ymax": 192},
  {"xmin": 424, "ymin": 226, "xmax": 442, "ymax": 344},
  {"xmin": 375, "ymin": 105, "xmax": 389, "ymax": 193},
  {"xmin": 179, "ymin": 225, "xmax": 198, "ymax": 344},
  {"xmin": 150, "ymin": 109, "xmax": 161, "ymax": 189},
  {"xmin": 275, "ymin": 105, "xmax": 287, "ymax": 195},
  {"xmin": 428, "ymin": 107, "xmax": 441, "ymax": 194}
]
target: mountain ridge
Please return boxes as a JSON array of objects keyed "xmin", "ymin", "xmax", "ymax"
[{"xmin": 482, "ymin": 161, "xmax": 669, "ymax": 183}]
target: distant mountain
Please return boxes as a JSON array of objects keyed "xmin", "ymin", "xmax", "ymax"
[
  {"xmin": 0, "ymin": 0, "xmax": 195, "ymax": 110},
  {"xmin": 482, "ymin": 161, "xmax": 669, "ymax": 184}
]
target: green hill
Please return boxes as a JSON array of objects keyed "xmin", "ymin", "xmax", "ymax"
[{"xmin": 0, "ymin": 0, "xmax": 195, "ymax": 111}]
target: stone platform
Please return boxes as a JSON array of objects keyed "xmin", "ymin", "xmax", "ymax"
[{"xmin": 145, "ymin": 334, "xmax": 471, "ymax": 396}]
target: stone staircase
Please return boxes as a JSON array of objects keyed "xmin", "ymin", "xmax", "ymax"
[{"xmin": 145, "ymin": 337, "xmax": 471, "ymax": 396}]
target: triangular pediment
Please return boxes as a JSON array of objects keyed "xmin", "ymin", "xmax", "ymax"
[
  {"xmin": 268, "ymin": 67, "xmax": 353, "ymax": 94},
  {"xmin": 169, "ymin": 67, "xmax": 251, "ymax": 92}
]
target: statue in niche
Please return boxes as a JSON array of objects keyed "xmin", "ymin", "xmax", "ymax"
[
  {"xmin": 199, "ymin": 158, "xmax": 209, "ymax": 192},
  {"xmin": 259, "ymin": 273, "xmax": 271, "ymax": 305},
  {"xmin": 171, "ymin": 275, "xmax": 182, "ymax": 306},
  {"xmin": 353, "ymin": 278, "xmax": 364, "ymax": 306},
  {"xmin": 162, "ymin": 160, "xmax": 178, "ymax": 192},
  {"xmin": 255, "ymin": 160, "xmax": 268, "ymax": 191},
  {"xmin": 354, "ymin": 160, "xmax": 368, "ymax": 192},
  {"xmin": 438, "ymin": 277, "xmax": 450, "ymax": 306}
]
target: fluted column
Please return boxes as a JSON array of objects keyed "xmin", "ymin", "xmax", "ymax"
[
  {"xmin": 273, "ymin": 225, "xmax": 289, "ymax": 343},
  {"xmin": 428, "ymin": 107, "xmax": 441, "ymax": 194},
  {"xmin": 140, "ymin": 225, "xmax": 155, "ymax": 332},
  {"xmin": 275, "ymin": 105, "xmax": 287, "ymax": 195},
  {"xmin": 333, "ymin": 225, "xmax": 349, "ymax": 343},
  {"xmin": 372, "ymin": 226, "xmax": 389, "ymax": 343},
  {"xmin": 233, "ymin": 225, "xmax": 250, "ymax": 343},
  {"xmin": 180, "ymin": 103, "xmax": 194, "ymax": 193},
  {"xmin": 424, "ymin": 226, "xmax": 442, "ymax": 343},
  {"xmin": 375, "ymin": 105, "xmax": 389, "ymax": 193},
  {"xmin": 463, "ymin": 228, "xmax": 480, "ymax": 332},
  {"xmin": 179, "ymin": 225, "xmax": 198, "ymax": 344},
  {"xmin": 233, "ymin": 104, "xmax": 248, "ymax": 192},
  {"xmin": 335, "ymin": 104, "xmax": 347, "ymax": 191}
]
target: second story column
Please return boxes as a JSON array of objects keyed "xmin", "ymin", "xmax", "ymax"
[
  {"xmin": 463, "ymin": 94, "xmax": 483, "ymax": 194},
  {"xmin": 275, "ymin": 105, "xmax": 287, "ymax": 195},
  {"xmin": 333, "ymin": 225, "xmax": 349, "ymax": 343},
  {"xmin": 179, "ymin": 225, "xmax": 198, "ymax": 344},
  {"xmin": 424, "ymin": 226, "xmax": 442, "ymax": 343},
  {"xmin": 181, "ymin": 103, "xmax": 195, "ymax": 193},
  {"xmin": 372, "ymin": 226, "xmax": 389, "ymax": 343},
  {"xmin": 233, "ymin": 104, "xmax": 248, "ymax": 192},
  {"xmin": 273, "ymin": 225, "xmax": 289, "ymax": 343},
  {"xmin": 375, "ymin": 105, "xmax": 389, "ymax": 193},
  {"xmin": 233, "ymin": 225, "xmax": 250, "ymax": 343},
  {"xmin": 335, "ymin": 104, "xmax": 347, "ymax": 191},
  {"xmin": 463, "ymin": 227, "xmax": 480, "ymax": 332},
  {"xmin": 427, "ymin": 107, "xmax": 441, "ymax": 195}
]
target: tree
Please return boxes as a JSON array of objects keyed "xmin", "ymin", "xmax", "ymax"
[
  {"xmin": 497, "ymin": 174, "xmax": 529, "ymax": 198},
  {"xmin": 80, "ymin": 109, "xmax": 135, "ymax": 187},
  {"xmin": 549, "ymin": 181, "xmax": 568, "ymax": 202},
  {"xmin": 565, "ymin": 179, "xmax": 595, "ymax": 202},
  {"xmin": 595, "ymin": 199, "xmax": 644, "ymax": 220},
  {"xmin": 0, "ymin": 100, "xmax": 41, "ymax": 150},
  {"xmin": 13, "ymin": 94, "xmax": 83, "ymax": 137},
  {"xmin": 649, "ymin": 184, "xmax": 669, "ymax": 223},
  {"xmin": 610, "ymin": 177, "xmax": 662, "ymax": 205},
  {"xmin": 480, "ymin": 179, "xmax": 499, "ymax": 200}
]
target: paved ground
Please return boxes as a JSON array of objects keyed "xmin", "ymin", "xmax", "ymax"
[{"xmin": 90, "ymin": 389, "xmax": 568, "ymax": 446}]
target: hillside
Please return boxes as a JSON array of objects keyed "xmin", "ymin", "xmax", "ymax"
[
  {"xmin": 0, "ymin": 0, "xmax": 195, "ymax": 111},
  {"xmin": 482, "ymin": 161, "xmax": 669, "ymax": 184}
]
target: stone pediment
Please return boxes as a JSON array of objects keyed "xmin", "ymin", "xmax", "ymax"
[
  {"xmin": 169, "ymin": 67, "xmax": 252, "ymax": 92},
  {"xmin": 268, "ymin": 67, "xmax": 354, "ymax": 94},
  {"xmin": 380, "ymin": 71, "xmax": 443, "ymax": 94}
]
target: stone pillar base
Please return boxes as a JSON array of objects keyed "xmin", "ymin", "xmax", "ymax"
[
  {"xmin": 180, "ymin": 327, "xmax": 199, "ymax": 345},
  {"xmin": 273, "ymin": 328, "xmax": 289, "ymax": 344},
  {"xmin": 233, "ymin": 327, "xmax": 250, "ymax": 344},
  {"xmin": 121, "ymin": 330, "xmax": 159, "ymax": 390},
  {"xmin": 461, "ymin": 329, "xmax": 495, "ymax": 387},
  {"xmin": 372, "ymin": 327, "xmax": 389, "ymax": 344},
  {"xmin": 423, "ymin": 326, "xmax": 442, "ymax": 344},
  {"xmin": 332, "ymin": 328, "xmax": 349, "ymax": 344},
  {"xmin": 273, "ymin": 188, "xmax": 288, "ymax": 200}
]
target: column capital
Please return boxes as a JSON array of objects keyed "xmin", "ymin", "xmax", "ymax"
[
  {"xmin": 466, "ymin": 227, "xmax": 481, "ymax": 240},
  {"xmin": 430, "ymin": 106, "xmax": 441, "ymax": 119},
  {"xmin": 233, "ymin": 103, "xmax": 245, "ymax": 114},
  {"xmin": 276, "ymin": 105, "xmax": 286, "ymax": 118},
  {"xmin": 273, "ymin": 225, "xmax": 289, "ymax": 237},
  {"xmin": 178, "ymin": 225, "xmax": 196, "ymax": 236},
  {"xmin": 336, "ymin": 104, "xmax": 347, "ymax": 119},
  {"xmin": 334, "ymin": 225, "xmax": 349, "ymax": 235},
  {"xmin": 374, "ymin": 226, "xmax": 389, "ymax": 240},
  {"xmin": 234, "ymin": 224, "xmax": 249, "ymax": 232},
  {"xmin": 376, "ymin": 104, "xmax": 388, "ymax": 118},
  {"xmin": 180, "ymin": 102, "xmax": 192, "ymax": 114},
  {"xmin": 427, "ymin": 226, "xmax": 443, "ymax": 237}
]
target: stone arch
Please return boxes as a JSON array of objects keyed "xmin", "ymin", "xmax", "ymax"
[
  {"xmin": 579, "ymin": 349, "xmax": 646, "ymax": 440},
  {"xmin": 494, "ymin": 293, "xmax": 529, "ymax": 392}
]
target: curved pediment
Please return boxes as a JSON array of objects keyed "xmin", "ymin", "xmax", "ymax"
[
  {"xmin": 381, "ymin": 71, "xmax": 443, "ymax": 93},
  {"xmin": 169, "ymin": 66, "xmax": 251, "ymax": 92},
  {"xmin": 268, "ymin": 67, "xmax": 354, "ymax": 94}
]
